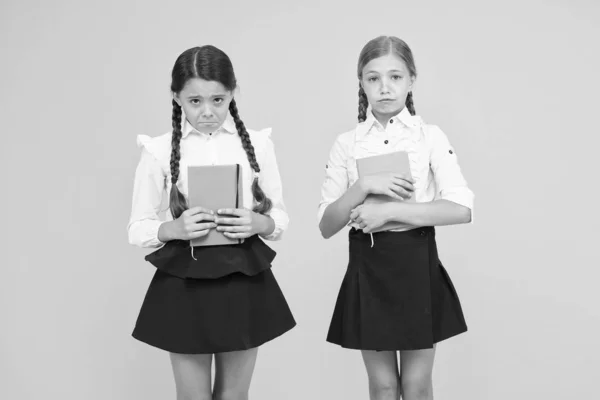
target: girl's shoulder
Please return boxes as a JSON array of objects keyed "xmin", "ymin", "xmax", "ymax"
[
  {"xmin": 417, "ymin": 118, "xmax": 452, "ymax": 146},
  {"xmin": 398, "ymin": 114, "xmax": 443, "ymax": 139},
  {"xmin": 394, "ymin": 113, "xmax": 449, "ymax": 145},
  {"xmin": 136, "ymin": 131, "xmax": 173, "ymax": 161},
  {"xmin": 247, "ymin": 126, "xmax": 273, "ymax": 147},
  {"xmin": 332, "ymin": 126, "xmax": 359, "ymax": 148},
  {"xmin": 246, "ymin": 127, "xmax": 277, "ymax": 158}
]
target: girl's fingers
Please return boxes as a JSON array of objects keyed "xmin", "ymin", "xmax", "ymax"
[
  {"xmin": 189, "ymin": 228, "xmax": 211, "ymax": 239},
  {"xmin": 216, "ymin": 225, "xmax": 252, "ymax": 233},
  {"xmin": 191, "ymin": 213, "xmax": 216, "ymax": 223},
  {"xmin": 223, "ymin": 232, "xmax": 251, "ymax": 239},
  {"xmin": 350, "ymin": 205, "xmax": 363, "ymax": 220},
  {"xmin": 214, "ymin": 216, "xmax": 247, "ymax": 225},
  {"xmin": 392, "ymin": 187, "xmax": 412, "ymax": 199},
  {"xmin": 390, "ymin": 182, "xmax": 413, "ymax": 199},
  {"xmin": 186, "ymin": 206, "xmax": 214, "ymax": 216},
  {"xmin": 393, "ymin": 174, "xmax": 415, "ymax": 184},
  {"xmin": 392, "ymin": 177, "xmax": 415, "ymax": 191},
  {"xmin": 191, "ymin": 222, "xmax": 217, "ymax": 232},
  {"xmin": 386, "ymin": 189, "xmax": 404, "ymax": 200},
  {"xmin": 217, "ymin": 208, "xmax": 248, "ymax": 217}
]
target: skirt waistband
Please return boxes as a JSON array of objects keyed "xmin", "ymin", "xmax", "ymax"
[
  {"xmin": 349, "ymin": 227, "xmax": 435, "ymax": 248},
  {"xmin": 144, "ymin": 235, "xmax": 276, "ymax": 279}
]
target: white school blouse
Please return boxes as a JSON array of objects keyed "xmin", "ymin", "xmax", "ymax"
[
  {"xmin": 318, "ymin": 107, "xmax": 474, "ymax": 231},
  {"xmin": 128, "ymin": 114, "xmax": 289, "ymax": 248}
]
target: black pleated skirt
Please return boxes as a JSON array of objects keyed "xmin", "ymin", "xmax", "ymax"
[
  {"xmin": 132, "ymin": 236, "xmax": 296, "ymax": 354},
  {"xmin": 326, "ymin": 227, "xmax": 467, "ymax": 351}
]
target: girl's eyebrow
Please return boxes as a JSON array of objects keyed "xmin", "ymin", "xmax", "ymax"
[
  {"xmin": 365, "ymin": 69, "xmax": 406, "ymax": 74},
  {"xmin": 186, "ymin": 93, "xmax": 228, "ymax": 98}
]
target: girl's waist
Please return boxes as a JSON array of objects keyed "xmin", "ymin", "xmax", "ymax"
[{"xmin": 144, "ymin": 235, "xmax": 276, "ymax": 279}]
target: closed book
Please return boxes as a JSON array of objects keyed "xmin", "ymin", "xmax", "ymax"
[
  {"xmin": 187, "ymin": 164, "xmax": 244, "ymax": 247},
  {"xmin": 356, "ymin": 151, "xmax": 415, "ymax": 232}
]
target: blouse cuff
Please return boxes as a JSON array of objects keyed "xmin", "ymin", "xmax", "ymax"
[
  {"xmin": 260, "ymin": 208, "xmax": 288, "ymax": 241},
  {"xmin": 128, "ymin": 220, "xmax": 167, "ymax": 248},
  {"xmin": 441, "ymin": 188, "xmax": 474, "ymax": 223}
]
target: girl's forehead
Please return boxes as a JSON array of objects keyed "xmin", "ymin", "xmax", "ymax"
[
  {"xmin": 363, "ymin": 54, "xmax": 408, "ymax": 74},
  {"xmin": 180, "ymin": 78, "xmax": 230, "ymax": 96}
]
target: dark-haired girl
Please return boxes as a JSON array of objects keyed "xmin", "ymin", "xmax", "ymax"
[
  {"xmin": 128, "ymin": 45, "xmax": 295, "ymax": 400},
  {"xmin": 318, "ymin": 36, "xmax": 474, "ymax": 400}
]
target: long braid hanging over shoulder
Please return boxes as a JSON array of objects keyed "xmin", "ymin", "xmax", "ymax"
[
  {"xmin": 168, "ymin": 45, "xmax": 274, "ymax": 221},
  {"xmin": 169, "ymin": 99, "xmax": 187, "ymax": 219},
  {"xmin": 358, "ymin": 85, "xmax": 369, "ymax": 122},
  {"xmin": 405, "ymin": 91, "xmax": 416, "ymax": 116},
  {"xmin": 229, "ymin": 99, "xmax": 273, "ymax": 214}
]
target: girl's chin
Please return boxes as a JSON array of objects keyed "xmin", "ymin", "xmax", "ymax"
[
  {"xmin": 373, "ymin": 104, "xmax": 403, "ymax": 115},
  {"xmin": 194, "ymin": 123, "xmax": 220, "ymax": 132}
]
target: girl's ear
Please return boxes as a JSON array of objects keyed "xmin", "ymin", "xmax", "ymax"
[
  {"xmin": 409, "ymin": 76, "xmax": 416, "ymax": 90},
  {"xmin": 173, "ymin": 93, "xmax": 182, "ymax": 107}
]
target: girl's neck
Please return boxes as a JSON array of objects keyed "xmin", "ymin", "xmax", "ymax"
[{"xmin": 372, "ymin": 106, "xmax": 404, "ymax": 128}]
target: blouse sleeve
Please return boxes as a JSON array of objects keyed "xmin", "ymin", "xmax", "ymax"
[
  {"xmin": 127, "ymin": 135, "xmax": 168, "ymax": 248},
  {"xmin": 255, "ymin": 129, "xmax": 289, "ymax": 241},
  {"xmin": 428, "ymin": 125, "xmax": 474, "ymax": 217},
  {"xmin": 317, "ymin": 134, "xmax": 351, "ymax": 224}
]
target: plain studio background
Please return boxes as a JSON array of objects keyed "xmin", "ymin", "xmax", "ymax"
[{"xmin": 1, "ymin": 0, "xmax": 598, "ymax": 399}]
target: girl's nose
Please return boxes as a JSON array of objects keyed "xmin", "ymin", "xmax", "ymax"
[
  {"xmin": 380, "ymin": 78, "xmax": 391, "ymax": 94},
  {"xmin": 202, "ymin": 105, "xmax": 214, "ymax": 118}
]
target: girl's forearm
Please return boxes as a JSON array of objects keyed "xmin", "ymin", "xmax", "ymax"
[
  {"xmin": 384, "ymin": 200, "xmax": 472, "ymax": 227},
  {"xmin": 320, "ymin": 182, "xmax": 369, "ymax": 239}
]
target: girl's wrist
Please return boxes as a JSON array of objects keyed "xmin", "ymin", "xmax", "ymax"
[
  {"xmin": 354, "ymin": 177, "xmax": 371, "ymax": 198},
  {"xmin": 157, "ymin": 220, "xmax": 175, "ymax": 242},
  {"xmin": 255, "ymin": 212, "xmax": 275, "ymax": 236},
  {"xmin": 383, "ymin": 202, "xmax": 405, "ymax": 224}
]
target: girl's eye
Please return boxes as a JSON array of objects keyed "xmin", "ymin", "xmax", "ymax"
[
  {"xmin": 368, "ymin": 76, "xmax": 378, "ymax": 82},
  {"xmin": 191, "ymin": 99, "xmax": 200, "ymax": 105},
  {"xmin": 392, "ymin": 75, "xmax": 402, "ymax": 80},
  {"xmin": 214, "ymin": 98, "xmax": 224, "ymax": 104}
]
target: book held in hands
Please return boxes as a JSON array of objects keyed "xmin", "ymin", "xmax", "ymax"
[
  {"xmin": 187, "ymin": 164, "xmax": 244, "ymax": 247},
  {"xmin": 356, "ymin": 151, "xmax": 415, "ymax": 232}
]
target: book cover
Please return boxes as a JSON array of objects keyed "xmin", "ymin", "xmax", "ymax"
[{"xmin": 187, "ymin": 164, "xmax": 244, "ymax": 247}]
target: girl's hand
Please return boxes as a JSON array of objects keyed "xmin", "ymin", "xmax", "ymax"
[
  {"xmin": 359, "ymin": 173, "xmax": 415, "ymax": 200},
  {"xmin": 171, "ymin": 206, "xmax": 216, "ymax": 240},
  {"xmin": 215, "ymin": 208, "xmax": 267, "ymax": 239},
  {"xmin": 350, "ymin": 203, "xmax": 392, "ymax": 233}
]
